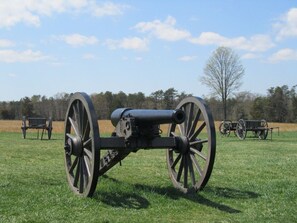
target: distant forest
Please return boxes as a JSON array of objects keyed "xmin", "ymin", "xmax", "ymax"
[{"xmin": 0, "ymin": 85, "xmax": 297, "ymax": 123}]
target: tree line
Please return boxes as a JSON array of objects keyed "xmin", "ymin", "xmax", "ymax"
[{"xmin": 0, "ymin": 86, "xmax": 296, "ymax": 123}]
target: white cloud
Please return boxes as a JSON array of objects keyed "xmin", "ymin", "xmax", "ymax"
[
  {"xmin": 82, "ymin": 53, "xmax": 96, "ymax": 60},
  {"xmin": 135, "ymin": 57, "xmax": 143, "ymax": 61},
  {"xmin": 189, "ymin": 32, "xmax": 275, "ymax": 52},
  {"xmin": 105, "ymin": 37, "xmax": 149, "ymax": 51},
  {"xmin": 0, "ymin": 39, "xmax": 15, "ymax": 47},
  {"xmin": 268, "ymin": 48, "xmax": 297, "ymax": 62},
  {"xmin": 0, "ymin": 0, "xmax": 129, "ymax": 28},
  {"xmin": 178, "ymin": 55, "xmax": 197, "ymax": 61},
  {"xmin": 90, "ymin": 1, "xmax": 129, "ymax": 17},
  {"xmin": 0, "ymin": 49, "xmax": 47, "ymax": 63},
  {"xmin": 274, "ymin": 8, "xmax": 297, "ymax": 40},
  {"xmin": 8, "ymin": 73, "xmax": 17, "ymax": 78},
  {"xmin": 56, "ymin": 34, "xmax": 98, "ymax": 47},
  {"xmin": 133, "ymin": 16, "xmax": 191, "ymax": 41},
  {"xmin": 0, "ymin": 2, "xmax": 41, "ymax": 27},
  {"xmin": 241, "ymin": 53, "xmax": 262, "ymax": 59}
]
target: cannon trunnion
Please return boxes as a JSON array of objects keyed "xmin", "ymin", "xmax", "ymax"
[{"xmin": 63, "ymin": 92, "xmax": 216, "ymax": 197}]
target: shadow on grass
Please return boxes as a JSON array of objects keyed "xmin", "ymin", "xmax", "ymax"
[
  {"xmin": 24, "ymin": 137, "xmax": 61, "ymax": 141},
  {"xmin": 96, "ymin": 192, "xmax": 150, "ymax": 209},
  {"xmin": 94, "ymin": 176, "xmax": 260, "ymax": 213},
  {"xmin": 204, "ymin": 187, "xmax": 259, "ymax": 199}
]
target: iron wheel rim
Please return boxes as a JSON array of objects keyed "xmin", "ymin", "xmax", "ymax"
[
  {"xmin": 166, "ymin": 96, "xmax": 216, "ymax": 193},
  {"xmin": 64, "ymin": 92, "xmax": 100, "ymax": 197}
]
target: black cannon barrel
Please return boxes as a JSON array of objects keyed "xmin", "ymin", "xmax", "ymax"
[{"xmin": 111, "ymin": 108, "xmax": 185, "ymax": 127}]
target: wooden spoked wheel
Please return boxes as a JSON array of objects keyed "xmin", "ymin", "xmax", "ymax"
[
  {"xmin": 219, "ymin": 120, "xmax": 231, "ymax": 137},
  {"xmin": 166, "ymin": 97, "xmax": 216, "ymax": 193},
  {"xmin": 258, "ymin": 119, "xmax": 268, "ymax": 140},
  {"xmin": 64, "ymin": 92, "xmax": 100, "ymax": 197},
  {"xmin": 236, "ymin": 119, "xmax": 247, "ymax": 140},
  {"xmin": 21, "ymin": 116, "xmax": 26, "ymax": 139},
  {"xmin": 47, "ymin": 118, "xmax": 53, "ymax": 140}
]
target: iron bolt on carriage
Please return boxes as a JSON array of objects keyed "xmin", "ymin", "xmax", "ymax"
[{"xmin": 63, "ymin": 92, "xmax": 216, "ymax": 197}]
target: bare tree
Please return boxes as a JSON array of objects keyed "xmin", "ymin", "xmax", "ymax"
[{"xmin": 201, "ymin": 47, "xmax": 245, "ymax": 120}]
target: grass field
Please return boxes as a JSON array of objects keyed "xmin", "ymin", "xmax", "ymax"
[{"xmin": 0, "ymin": 122, "xmax": 297, "ymax": 222}]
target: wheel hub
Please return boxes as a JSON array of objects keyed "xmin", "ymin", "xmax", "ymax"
[
  {"xmin": 178, "ymin": 136, "xmax": 190, "ymax": 154},
  {"xmin": 66, "ymin": 136, "xmax": 83, "ymax": 157}
]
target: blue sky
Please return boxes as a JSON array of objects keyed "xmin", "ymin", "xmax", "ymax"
[{"xmin": 0, "ymin": 0, "xmax": 296, "ymax": 101}]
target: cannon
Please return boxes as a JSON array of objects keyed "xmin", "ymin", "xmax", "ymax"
[
  {"xmin": 219, "ymin": 120, "xmax": 238, "ymax": 137},
  {"xmin": 63, "ymin": 92, "xmax": 216, "ymax": 197},
  {"xmin": 21, "ymin": 116, "xmax": 53, "ymax": 140},
  {"xmin": 236, "ymin": 119, "xmax": 269, "ymax": 140},
  {"xmin": 219, "ymin": 119, "xmax": 270, "ymax": 140}
]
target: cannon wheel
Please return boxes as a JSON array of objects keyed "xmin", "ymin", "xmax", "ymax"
[
  {"xmin": 166, "ymin": 97, "xmax": 216, "ymax": 193},
  {"xmin": 236, "ymin": 119, "xmax": 246, "ymax": 140},
  {"xmin": 21, "ymin": 116, "xmax": 26, "ymax": 139},
  {"xmin": 64, "ymin": 92, "xmax": 100, "ymax": 197},
  {"xmin": 219, "ymin": 120, "xmax": 231, "ymax": 137},
  {"xmin": 48, "ymin": 118, "xmax": 53, "ymax": 140},
  {"xmin": 258, "ymin": 119, "xmax": 268, "ymax": 140}
]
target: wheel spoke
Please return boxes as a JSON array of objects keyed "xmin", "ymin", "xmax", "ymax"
[
  {"xmin": 73, "ymin": 158, "xmax": 80, "ymax": 187},
  {"xmin": 170, "ymin": 132, "xmax": 177, "ymax": 137},
  {"xmin": 184, "ymin": 155, "xmax": 188, "ymax": 188},
  {"xmin": 177, "ymin": 155, "xmax": 184, "ymax": 182},
  {"xmin": 171, "ymin": 153, "xmax": 182, "ymax": 169},
  {"xmin": 80, "ymin": 103, "xmax": 86, "ymax": 135},
  {"xmin": 73, "ymin": 102, "xmax": 80, "ymax": 127},
  {"xmin": 84, "ymin": 147, "xmax": 93, "ymax": 160},
  {"xmin": 84, "ymin": 155, "xmax": 91, "ymax": 177},
  {"xmin": 82, "ymin": 119, "xmax": 90, "ymax": 141},
  {"xmin": 77, "ymin": 101, "xmax": 82, "ymax": 133},
  {"xmin": 190, "ymin": 147, "xmax": 207, "ymax": 160},
  {"xmin": 188, "ymin": 109, "xmax": 201, "ymax": 138},
  {"xmin": 79, "ymin": 157, "xmax": 84, "ymax": 193},
  {"xmin": 190, "ymin": 121, "xmax": 206, "ymax": 141},
  {"xmin": 189, "ymin": 139, "xmax": 208, "ymax": 145},
  {"xmin": 83, "ymin": 138, "xmax": 92, "ymax": 148},
  {"xmin": 188, "ymin": 154, "xmax": 196, "ymax": 186},
  {"xmin": 180, "ymin": 106, "xmax": 187, "ymax": 135},
  {"xmin": 186, "ymin": 103, "xmax": 194, "ymax": 135},
  {"xmin": 68, "ymin": 117, "xmax": 80, "ymax": 137},
  {"xmin": 190, "ymin": 154, "xmax": 203, "ymax": 176},
  {"xmin": 177, "ymin": 124, "xmax": 184, "ymax": 136},
  {"xmin": 69, "ymin": 156, "xmax": 79, "ymax": 174}
]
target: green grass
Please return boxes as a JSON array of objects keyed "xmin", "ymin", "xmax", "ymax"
[{"xmin": 0, "ymin": 131, "xmax": 297, "ymax": 222}]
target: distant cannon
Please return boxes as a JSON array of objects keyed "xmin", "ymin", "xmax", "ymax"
[
  {"xmin": 21, "ymin": 116, "xmax": 52, "ymax": 140},
  {"xmin": 236, "ymin": 119, "xmax": 269, "ymax": 140},
  {"xmin": 219, "ymin": 120, "xmax": 238, "ymax": 137},
  {"xmin": 63, "ymin": 92, "xmax": 216, "ymax": 197},
  {"xmin": 219, "ymin": 119, "xmax": 272, "ymax": 140}
]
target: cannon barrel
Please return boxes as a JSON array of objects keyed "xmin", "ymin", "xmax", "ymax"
[{"xmin": 111, "ymin": 108, "xmax": 185, "ymax": 127}]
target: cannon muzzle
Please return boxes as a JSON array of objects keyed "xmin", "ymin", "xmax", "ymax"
[{"xmin": 111, "ymin": 108, "xmax": 185, "ymax": 127}]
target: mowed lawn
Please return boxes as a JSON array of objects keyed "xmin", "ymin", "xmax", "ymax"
[{"xmin": 0, "ymin": 128, "xmax": 296, "ymax": 222}]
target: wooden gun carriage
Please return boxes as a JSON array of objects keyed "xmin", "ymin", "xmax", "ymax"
[
  {"xmin": 21, "ymin": 116, "xmax": 53, "ymax": 140},
  {"xmin": 219, "ymin": 119, "xmax": 269, "ymax": 140},
  {"xmin": 219, "ymin": 120, "xmax": 238, "ymax": 137},
  {"xmin": 236, "ymin": 119, "xmax": 269, "ymax": 140},
  {"xmin": 63, "ymin": 92, "xmax": 216, "ymax": 197}
]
